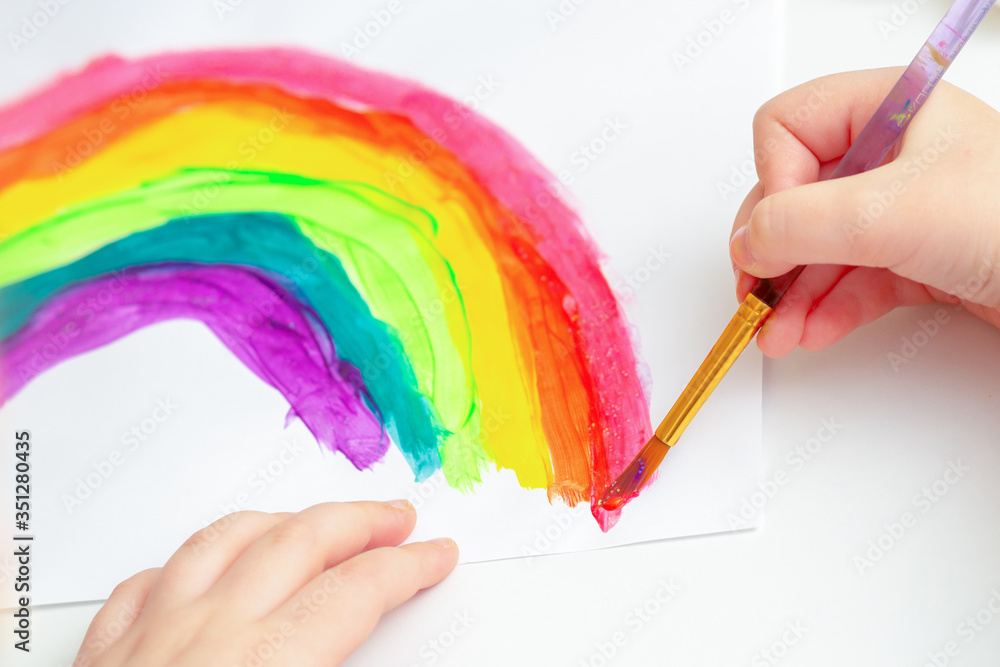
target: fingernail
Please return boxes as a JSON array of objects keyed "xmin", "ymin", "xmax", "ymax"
[
  {"xmin": 386, "ymin": 499, "xmax": 413, "ymax": 511},
  {"xmin": 427, "ymin": 537, "xmax": 457, "ymax": 549},
  {"xmin": 730, "ymin": 226, "xmax": 755, "ymax": 270}
]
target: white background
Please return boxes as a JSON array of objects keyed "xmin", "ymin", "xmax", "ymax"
[
  {"xmin": 3, "ymin": 0, "xmax": 1000, "ymax": 665},
  {"xmin": 0, "ymin": 0, "xmax": 771, "ymax": 606}
]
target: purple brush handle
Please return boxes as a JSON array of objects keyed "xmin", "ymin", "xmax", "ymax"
[{"xmin": 751, "ymin": 0, "xmax": 996, "ymax": 308}]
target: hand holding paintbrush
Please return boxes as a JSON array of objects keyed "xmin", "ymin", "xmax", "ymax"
[
  {"xmin": 600, "ymin": 0, "xmax": 999, "ymax": 511},
  {"xmin": 730, "ymin": 70, "xmax": 1000, "ymax": 358}
]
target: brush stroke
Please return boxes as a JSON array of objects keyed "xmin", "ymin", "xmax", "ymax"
[
  {"xmin": 0, "ymin": 263, "xmax": 393, "ymax": 469},
  {"xmin": 0, "ymin": 49, "xmax": 652, "ymax": 528},
  {"xmin": 0, "ymin": 211, "xmax": 459, "ymax": 483},
  {"xmin": 0, "ymin": 172, "xmax": 498, "ymax": 487}
]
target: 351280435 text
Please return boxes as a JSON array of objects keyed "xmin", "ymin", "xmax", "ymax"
[{"xmin": 13, "ymin": 430, "xmax": 32, "ymax": 653}]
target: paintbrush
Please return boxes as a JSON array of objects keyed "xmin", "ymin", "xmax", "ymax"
[{"xmin": 599, "ymin": 0, "xmax": 996, "ymax": 512}]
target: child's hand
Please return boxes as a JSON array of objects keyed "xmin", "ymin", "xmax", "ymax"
[
  {"xmin": 74, "ymin": 501, "xmax": 458, "ymax": 667},
  {"xmin": 730, "ymin": 68, "xmax": 1000, "ymax": 357}
]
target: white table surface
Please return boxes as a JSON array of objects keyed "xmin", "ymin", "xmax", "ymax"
[{"xmin": 4, "ymin": 1, "xmax": 1000, "ymax": 666}]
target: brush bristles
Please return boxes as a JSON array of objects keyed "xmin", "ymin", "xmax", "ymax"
[{"xmin": 598, "ymin": 434, "xmax": 670, "ymax": 510}]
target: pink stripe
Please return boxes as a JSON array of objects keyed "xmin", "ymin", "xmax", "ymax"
[{"xmin": 0, "ymin": 48, "xmax": 651, "ymax": 522}]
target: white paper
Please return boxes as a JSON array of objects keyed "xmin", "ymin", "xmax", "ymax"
[{"xmin": 0, "ymin": 0, "xmax": 776, "ymax": 607}]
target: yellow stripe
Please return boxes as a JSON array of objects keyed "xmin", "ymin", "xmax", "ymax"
[{"xmin": 0, "ymin": 103, "xmax": 553, "ymax": 488}]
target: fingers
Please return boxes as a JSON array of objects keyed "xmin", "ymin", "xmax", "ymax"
[
  {"xmin": 737, "ymin": 70, "xmax": 1000, "ymax": 303},
  {"xmin": 731, "ymin": 182, "xmax": 765, "ymax": 302},
  {"xmin": 147, "ymin": 511, "xmax": 291, "ymax": 611},
  {"xmin": 268, "ymin": 539, "xmax": 459, "ymax": 666},
  {"xmin": 753, "ymin": 267, "xmax": 935, "ymax": 357},
  {"xmin": 731, "ymin": 167, "xmax": 925, "ymax": 279},
  {"xmin": 733, "ymin": 68, "xmax": 921, "ymax": 282},
  {"xmin": 799, "ymin": 268, "xmax": 934, "ymax": 351},
  {"xmin": 752, "ymin": 68, "xmax": 903, "ymax": 196},
  {"xmin": 74, "ymin": 568, "xmax": 160, "ymax": 666},
  {"xmin": 730, "ymin": 181, "xmax": 764, "ymax": 267},
  {"xmin": 754, "ymin": 264, "xmax": 852, "ymax": 357},
  {"xmin": 207, "ymin": 501, "xmax": 418, "ymax": 619},
  {"xmin": 71, "ymin": 503, "xmax": 456, "ymax": 667}
]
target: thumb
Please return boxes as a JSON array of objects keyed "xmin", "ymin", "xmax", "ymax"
[{"xmin": 730, "ymin": 165, "xmax": 921, "ymax": 277}]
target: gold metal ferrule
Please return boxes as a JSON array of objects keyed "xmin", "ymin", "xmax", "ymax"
[{"xmin": 653, "ymin": 293, "xmax": 773, "ymax": 446}]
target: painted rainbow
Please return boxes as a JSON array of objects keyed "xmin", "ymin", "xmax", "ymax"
[{"xmin": 0, "ymin": 49, "xmax": 651, "ymax": 530}]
